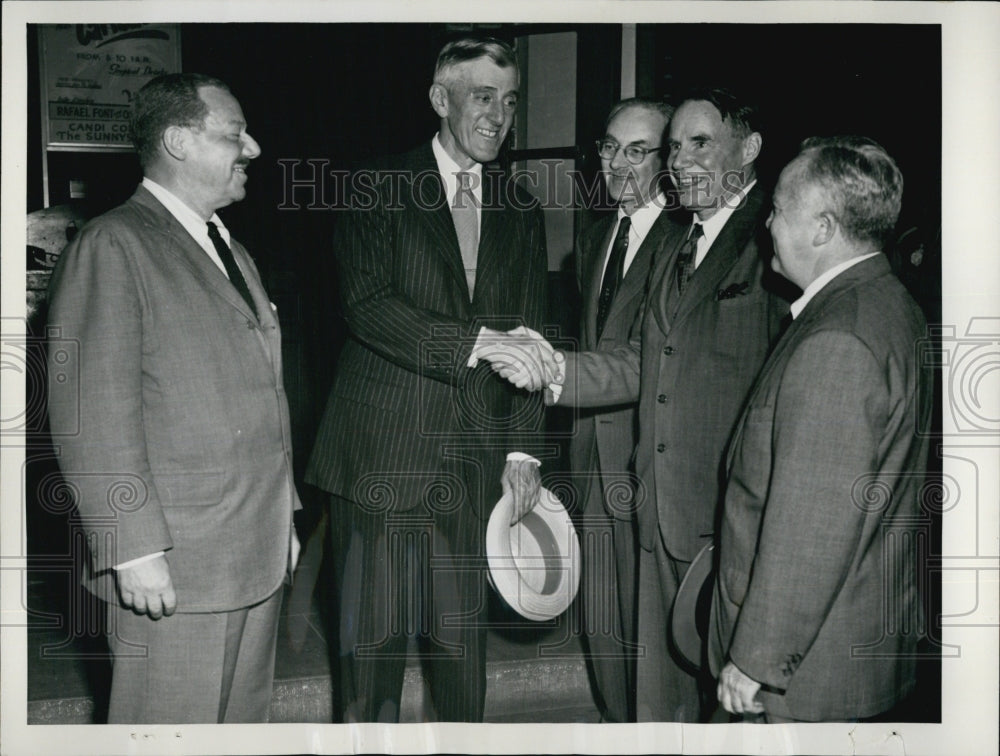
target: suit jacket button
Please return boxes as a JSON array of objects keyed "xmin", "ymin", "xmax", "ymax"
[
  {"xmin": 663, "ymin": 346, "xmax": 674, "ymax": 355},
  {"xmin": 656, "ymin": 443, "xmax": 666, "ymax": 453},
  {"xmin": 657, "ymin": 394, "xmax": 666, "ymax": 403}
]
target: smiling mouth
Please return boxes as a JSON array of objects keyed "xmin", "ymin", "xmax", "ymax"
[
  {"xmin": 673, "ymin": 174, "xmax": 704, "ymax": 189},
  {"xmin": 234, "ymin": 164, "xmax": 249, "ymax": 175},
  {"xmin": 476, "ymin": 126, "xmax": 500, "ymax": 139}
]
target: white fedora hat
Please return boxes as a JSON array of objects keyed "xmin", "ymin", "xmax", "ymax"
[{"xmin": 486, "ymin": 486, "xmax": 581, "ymax": 621}]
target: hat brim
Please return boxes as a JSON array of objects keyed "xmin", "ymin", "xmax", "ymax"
[
  {"xmin": 486, "ymin": 486, "xmax": 581, "ymax": 621},
  {"xmin": 670, "ymin": 542, "xmax": 715, "ymax": 671}
]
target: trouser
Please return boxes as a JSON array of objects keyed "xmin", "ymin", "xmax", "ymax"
[
  {"xmin": 577, "ymin": 474, "xmax": 639, "ymax": 722},
  {"xmin": 106, "ymin": 587, "xmax": 282, "ymax": 723},
  {"xmin": 329, "ymin": 493, "xmax": 488, "ymax": 722},
  {"xmin": 634, "ymin": 535, "xmax": 706, "ymax": 722}
]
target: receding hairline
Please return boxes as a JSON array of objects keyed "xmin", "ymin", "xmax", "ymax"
[{"xmin": 606, "ymin": 99, "xmax": 672, "ymax": 132}]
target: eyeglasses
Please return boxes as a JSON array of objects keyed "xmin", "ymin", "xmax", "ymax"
[{"xmin": 595, "ymin": 139, "xmax": 662, "ymax": 165}]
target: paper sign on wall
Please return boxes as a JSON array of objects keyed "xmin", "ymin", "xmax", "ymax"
[{"xmin": 39, "ymin": 24, "xmax": 181, "ymax": 151}]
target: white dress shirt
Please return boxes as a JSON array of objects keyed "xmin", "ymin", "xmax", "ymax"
[
  {"xmin": 690, "ymin": 179, "xmax": 758, "ymax": 269},
  {"xmin": 142, "ymin": 177, "xmax": 235, "ymax": 278},
  {"xmin": 600, "ymin": 192, "xmax": 667, "ymax": 281},
  {"xmin": 431, "ymin": 133, "xmax": 484, "ymax": 233}
]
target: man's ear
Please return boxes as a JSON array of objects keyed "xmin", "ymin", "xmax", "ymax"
[
  {"xmin": 813, "ymin": 211, "xmax": 837, "ymax": 246},
  {"xmin": 741, "ymin": 132, "xmax": 762, "ymax": 167},
  {"xmin": 161, "ymin": 125, "xmax": 187, "ymax": 161},
  {"xmin": 428, "ymin": 83, "xmax": 449, "ymax": 119}
]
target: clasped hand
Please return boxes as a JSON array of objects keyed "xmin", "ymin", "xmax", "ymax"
[{"xmin": 473, "ymin": 326, "xmax": 562, "ymax": 392}]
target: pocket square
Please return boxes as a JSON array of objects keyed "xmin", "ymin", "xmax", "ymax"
[{"xmin": 717, "ymin": 281, "xmax": 750, "ymax": 300}]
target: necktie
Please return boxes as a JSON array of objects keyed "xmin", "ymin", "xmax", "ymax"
[
  {"xmin": 595, "ymin": 216, "xmax": 631, "ymax": 339},
  {"xmin": 676, "ymin": 222, "xmax": 703, "ymax": 295},
  {"xmin": 207, "ymin": 221, "xmax": 257, "ymax": 319},
  {"xmin": 452, "ymin": 171, "xmax": 479, "ymax": 300}
]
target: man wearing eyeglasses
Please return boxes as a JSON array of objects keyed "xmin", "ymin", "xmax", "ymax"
[
  {"xmin": 484, "ymin": 88, "xmax": 790, "ymax": 720},
  {"xmin": 571, "ymin": 98, "xmax": 673, "ymax": 723}
]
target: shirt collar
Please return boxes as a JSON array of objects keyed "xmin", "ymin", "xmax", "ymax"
[
  {"xmin": 142, "ymin": 177, "xmax": 229, "ymax": 245},
  {"xmin": 432, "ymin": 133, "xmax": 484, "ymax": 203},
  {"xmin": 619, "ymin": 191, "xmax": 666, "ymax": 243},
  {"xmin": 693, "ymin": 178, "xmax": 757, "ymax": 246},
  {"xmin": 790, "ymin": 251, "xmax": 881, "ymax": 319}
]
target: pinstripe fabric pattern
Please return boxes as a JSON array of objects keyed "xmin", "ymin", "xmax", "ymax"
[{"xmin": 306, "ymin": 142, "xmax": 548, "ymax": 721}]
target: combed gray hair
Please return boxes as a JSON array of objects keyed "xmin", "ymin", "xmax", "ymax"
[
  {"xmin": 798, "ymin": 136, "xmax": 904, "ymax": 248},
  {"xmin": 433, "ymin": 36, "xmax": 518, "ymax": 88}
]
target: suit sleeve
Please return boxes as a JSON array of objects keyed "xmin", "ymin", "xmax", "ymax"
[
  {"xmin": 336, "ymin": 179, "xmax": 479, "ymax": 385},
  {"xmin": 47, "ymin": 224, "xmax": 172, "ymax": 572},
  {"xmin": 559, "ymin": 291, "xmax": 643, "ymax": 408},
  {"xmin": 506, "ymin": 203, "xmax": 548, "ymax": 449},
  {"xmin": 727, "ymin": 330, "xmax": 887, "ymax": 691}
]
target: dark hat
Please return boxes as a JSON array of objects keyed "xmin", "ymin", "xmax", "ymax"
[{"xmin": 670, "ymin": 542, "xmax": 715, "ymax": 670}]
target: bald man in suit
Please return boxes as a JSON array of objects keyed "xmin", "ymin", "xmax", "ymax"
[
  {"xmin": 47, "ymin": 73, "xmax": 300, "ymax": 723},
  {"xmin": 713, "ymin": 137, "xmax": 930, "ymax": 722}
]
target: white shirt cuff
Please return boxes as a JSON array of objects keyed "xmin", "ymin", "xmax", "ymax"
[
  {"xmin": 506, "ymin": 452, "xmax": 541, "ymax": 465},
  {"xmin": 547, "ymin": 350, "xmax": 565, "ymax": 403},
  {"xmin": 114, "ymin": 551, "xmax": 165, "ymax": 570},
  {"xmin": 468, "ymin": 326, "xmax": 491, "ymax": 368}
]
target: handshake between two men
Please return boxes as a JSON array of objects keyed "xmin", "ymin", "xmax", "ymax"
[{"xmin": 472, "ymin": 326, "xmax": 565, "ymax": 396}]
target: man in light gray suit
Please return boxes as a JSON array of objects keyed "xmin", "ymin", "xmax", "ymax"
[
  {"xmin": 47, "ymin": 73, "xmax": 300, "ymax": 723},
  {"xmin": 713, "ymin": 137, "xmax": 930, "ymax": 722},
  {"xmin": 571, "ymin": 98, "xmax": 674, "ymax": 723}
]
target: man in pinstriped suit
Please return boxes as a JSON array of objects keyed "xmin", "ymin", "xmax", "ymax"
[{"xmin": 305, "ymin": 37, "xmax": 549, "ymax": 722}]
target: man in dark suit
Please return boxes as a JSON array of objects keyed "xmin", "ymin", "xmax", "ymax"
[
  {"xmin": 47, "ymin": 74, "xmax": 300, "ymax": 723},
  {"xmin": 713, "ymin": 137, "xmax": 930, "ymax": 722},
  {"xmin": 491, "ymin": 88, "xmax": 788, "ymax": 721},
  {"xmin": 571, "ymin": 98, "xmax": 673, "ymax": 723},
  {"xmin": 305, "ymin": 37, "xmax": 548, "ymax": 723}
]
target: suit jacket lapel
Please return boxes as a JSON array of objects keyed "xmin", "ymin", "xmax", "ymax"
[
  {"xmin": 724, "ymin": 253, "xmax": 893, "ymax": 474},
  {"xmin": 649, "ymin": 218, "xmax": 690, "ymax": 334},
  {"xmin": 129, "ymin": 187, "xmax": 259, "ymax": 323},
  {"xmin": 474, "ymin": 166, "xmax": 516, "ymax": 308},
  {"xmin": 609, "ymin": 208, "xmax": 671, "ymax": 324},
  {"xmin": 669, "ymin": 185, "xmax": 768, "ymax": 326},
  {"xmin": 582, "ymin": 216, "xmax": 617, "ymax": 349},
  {"xmin": 408, "ymin": 143, "xmax": 469, "ymax": 299}
]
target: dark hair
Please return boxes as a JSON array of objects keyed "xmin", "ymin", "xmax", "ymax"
[
  {"xmin": 675, "ymin": 86, "xmax": 760, "ymax": 138},
  {"xmin": 797, "ymin": 135, "xmax": 904, "ymax": 248},
  {"xmin": 130, "ymin": 73, "xmax": 231, "ymax": 168},
  {"xmin": 604, "ymin": 97, "xmax": 674, "ymax": 137},
  {"xmin": 433, "ymin": 36, "xmax": 518, "ymax": 86}
]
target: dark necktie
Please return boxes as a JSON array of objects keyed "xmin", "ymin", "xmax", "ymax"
[
  {"xmin": 207, "ymin": 221, "xmax": 257, "ymax": 319},
  {"xmin": 452, "ymin": 171, "xmax": 479, "ymax": 300},
  {"xmin": 596, "ymin": 216, "xmax": 631, "ymax": 339},
  {"xmin": 676, "ymin": 222, "xmax": 704, "ymax": 295}
]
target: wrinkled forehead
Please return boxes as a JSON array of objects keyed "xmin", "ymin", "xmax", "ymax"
[
  {"xmin": 670, "ymin": 99, "xmax": 732, "ymax": 138},
  {"xmin": 447, "ymin": 56, "xmax": 519, "ymax": 90}
]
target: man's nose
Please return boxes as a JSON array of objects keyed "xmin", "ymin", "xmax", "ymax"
[
  {"xmin": 241, "ymin": 132, "xmax": 262, "ymax": 159},
  {"xmin": 670, "ymin": 145, "xmax": 689, "ymax": 170},
  {"xmin": 609, "ymin": 146, "xmax": 630, "ymax": 170}
]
